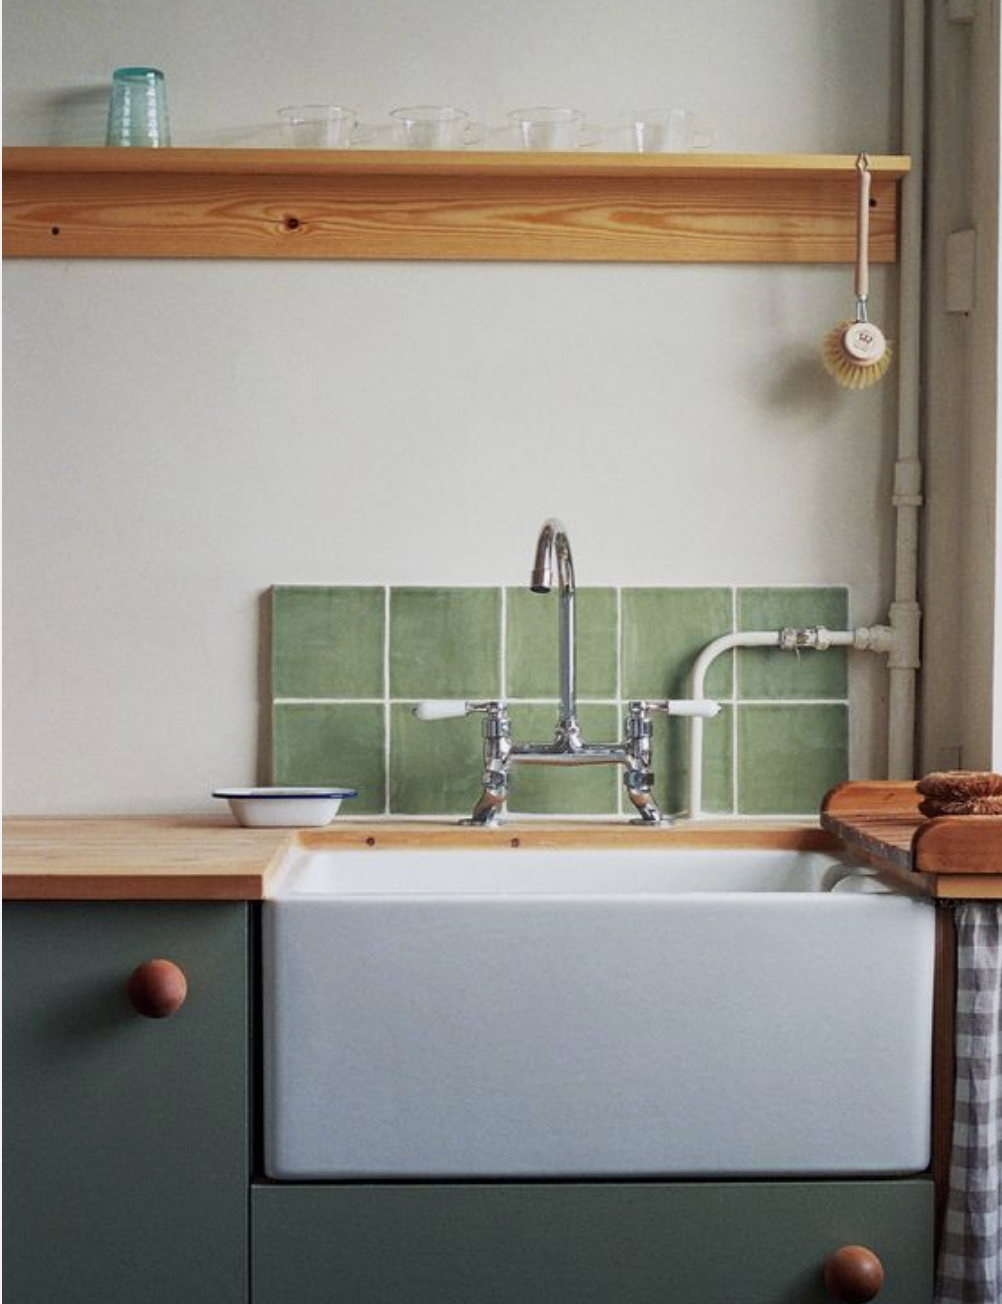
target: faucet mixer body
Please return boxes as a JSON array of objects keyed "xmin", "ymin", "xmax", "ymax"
[{"xmin": 414, "ymin": 519, "xmax": 720, "ymax": 825}]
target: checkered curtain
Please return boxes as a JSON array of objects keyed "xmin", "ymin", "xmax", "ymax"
[{"xmin": 936, "ymin": 905, "xmax": 1002, "ymax": 1304}]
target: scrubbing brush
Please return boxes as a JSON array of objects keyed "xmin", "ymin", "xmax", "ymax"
[{"xmin": 822, "ymin": 152, "xmax": 892, "ymax": 389}]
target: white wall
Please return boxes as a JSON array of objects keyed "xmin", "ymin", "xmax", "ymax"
[{"xmin": 3, "ymin": 0, "xmax": 903, "ymax": 814}]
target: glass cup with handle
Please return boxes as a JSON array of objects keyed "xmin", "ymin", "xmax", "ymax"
[
  {"xmin": 630, "ymin": 109, "xmax": 715, "ymax": 153},
  {"xmin": 278, "ymin": 105, "xmax": 360, "ymax": 148},
  {"xmin": 507, "ymin": 107, "xmax": 597, "ymax": 151},
  {"xmin": 390, "ymin": 106, "xmax": 484, "ymax": 149}
]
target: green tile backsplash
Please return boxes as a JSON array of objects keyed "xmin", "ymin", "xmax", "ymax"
[
  {"xmin": 272, "ymin": 586, "xmax": 385, "ymax": 698},
  {"xmin": 389, "ymin": 703, "xmax": 483, "ymax": 816},
  {"xmin": 390, "ymin": 587, "xmax": 501, "ymax": 699},
  {"xmin": 738, "ymin": 704, "xmax": 849, "ymax": 816},
  {"xmin": 622, "ymin": 588, "xmax": 734, "ymax": 699},
  {"xmin": 737, "ymin": 588, "xmax": 849, "ymax": 700},
  {"xmin": 270, "ymin": 585, "xmax": 851, "ymax": 817},
  {"xmin": 272, "ymin": 701, "xmax": 386, "ymax": 814}
]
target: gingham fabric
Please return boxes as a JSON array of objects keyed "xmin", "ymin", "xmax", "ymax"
[{"xmin": 936, "ymin": 904, "xmax": 1002, "ymax": 1304}]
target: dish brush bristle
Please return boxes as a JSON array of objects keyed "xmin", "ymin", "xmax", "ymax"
[{"xmin": 822, "ymin": 321, "xmax": 893, "ymax": 390}]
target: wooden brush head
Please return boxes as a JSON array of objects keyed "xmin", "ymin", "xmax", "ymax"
[{"xmin": 822, "ymin": 321, "xmax": 892, "ymax": 389}]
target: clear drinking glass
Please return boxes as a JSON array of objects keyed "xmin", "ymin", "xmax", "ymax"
[
  {"xmin": 278, "ymin": 105, "xmax": 359, "ymax": 148},
  {"xmin": 105, "ymin": 67, "xmax": 171, "ymax": 147}
]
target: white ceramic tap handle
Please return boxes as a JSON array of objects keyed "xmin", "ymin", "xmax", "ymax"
[
  {"xmin": 665, "ymin": 699, "xmax": 722, "ymax": 718},
  {"xmin": 413, "ymin": 700, "xmax": 472, "ymax": 721}
]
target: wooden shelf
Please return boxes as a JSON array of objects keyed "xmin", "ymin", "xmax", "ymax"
[{"xmin": 2, "ymin": 147, "xmax": 910, "ymax": 263}]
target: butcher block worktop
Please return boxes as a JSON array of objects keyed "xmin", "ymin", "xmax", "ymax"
[
  {"xmin": 821, "ymin": 781, "xmax": 1002, "ymax": 898},
  {"xmin": 3, "ymin": 795, "xmax": 1000, "ymax": 900},
  {"xmin": 4, "ymin": 816, "xmax": 836, "ymax": 901},
  {"xmin": 1, "ymin": 817, "xmax": 293, "ymax": 900}
]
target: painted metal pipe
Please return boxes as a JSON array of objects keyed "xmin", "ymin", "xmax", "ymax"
[{"xmin": 685, "ymin": 627, "xmax": 890, "ymax": 819}]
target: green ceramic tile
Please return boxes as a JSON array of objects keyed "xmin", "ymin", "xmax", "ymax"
[
  {"xmin": 655, "ymin": 707, "xmax": 734, "ymax": 817},
  {"xmin": 737, "ymin": 588, "xmax": 849, "ymax": 700},
  {"xmin": 272, "ymin": 702, "xmax": 386, "ymax": 814},
  {"xmin": 621, "ymin": 589, "xmax": 734, "ymax": 700},
  {"xmin": 271, "ymin": 586, "xmax": 384, "ymax": 699},
  {"xmin": 506, "ymin": 587, "xmax": 618, "ymax": 699},
  {"xmin": 505, "ymin": 704, "xmax": 621, "ymax": 815},
  {"xmin": 390, "ymin": 588, "xmax": 501, "ymax": 699},
  {"xmin": 737, "ymin": 704, "xmax": 848, "ymax": 815},
  {"xmin": 389, "ymin": 704, "xmax": 485, "ymax": 816}
]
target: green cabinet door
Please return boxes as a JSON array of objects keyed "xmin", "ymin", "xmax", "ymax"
[
  {"xmin": 253, "ymin": 1180, "xmax": 934, "ymax": 1304},
  {"xmin": 4, "ymin": 902, "xmax": 249, "ymax": 1304}
]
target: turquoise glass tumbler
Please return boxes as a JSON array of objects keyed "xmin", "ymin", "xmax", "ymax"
[{"xmin": 106, "ymin": 67, "xmax": 171, "ymax": 146}]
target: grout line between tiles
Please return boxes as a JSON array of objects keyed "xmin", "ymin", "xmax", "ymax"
[
  {"xmin": 383, "ymin": 586, "xmax": 391, "ymax": 816},
  {"xmin": 615, "ymin": 587, "xmax": 624, "ymax": 817},
  {"xmin": 272, "ymin": 695, "xmax": 849, "ymax": 707},
  {"xmin": 500, "ymin": 585, "xmax": 508, "ymax": 700},
  {"xmin": 730, "ymin": 587, "xmax": 739, "ymax": 816}
]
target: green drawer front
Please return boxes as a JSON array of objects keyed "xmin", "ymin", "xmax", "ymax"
[
  {"xmin": 252, "ymin": 1179, "xmax": 933, "ymax": 1304},
  {"xmin": 3, "ymin": 902, "xmax": 249, "ymax": 1304}
]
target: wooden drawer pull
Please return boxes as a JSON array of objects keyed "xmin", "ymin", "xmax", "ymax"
[
  {"xmin": 823, "ymin": 1245, "xmax": 885, "ymax": 1301},
  {"xmin": 127, "ymin": 959, "xmax": 188, "ymax": 1018}
]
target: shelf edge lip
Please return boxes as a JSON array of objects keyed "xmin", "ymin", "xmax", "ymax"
[{"xmin": 1, "ymin": 145, "xmax": 913, "ymax": 181}]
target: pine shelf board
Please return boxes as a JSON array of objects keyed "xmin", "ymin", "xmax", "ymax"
[{"xmin": 3, "ymin": 147, "xmax": 909, "ymax": 264}]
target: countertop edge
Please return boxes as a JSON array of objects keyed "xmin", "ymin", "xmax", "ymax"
[
  {"xmin": 3, "ymin": 815, "xmax": 839, "ymax": 901},
  {"xmin": 13, "ymin": 809, "xmax": 1000, "ymax": 902}
]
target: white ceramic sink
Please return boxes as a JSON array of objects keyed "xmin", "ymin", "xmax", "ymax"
[{"xmin": 263, "ymin": 844, "xmax": 935, "ymax": 1180}]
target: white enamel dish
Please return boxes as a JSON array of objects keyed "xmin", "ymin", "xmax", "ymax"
[{"xmin": 212, "ymin": 787, "xmax": 357, "ymax": 828}]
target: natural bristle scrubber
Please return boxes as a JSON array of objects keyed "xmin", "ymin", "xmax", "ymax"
[
  {"xmin": 822, "ymin": 152, "xmax": 893, "ymax": 389},
  {"xmin": 915, "ymin": 770, "xmax": 1002, "ymax": 818}
]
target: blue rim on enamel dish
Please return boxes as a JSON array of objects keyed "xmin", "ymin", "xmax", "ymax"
[{"xmin": 212, "ymin": 788, "xmax": 357, "ymax": 799}]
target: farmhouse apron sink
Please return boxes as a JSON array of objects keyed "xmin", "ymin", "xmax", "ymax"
[{"xmin": 262, "ymin": 843, "xmax": 935, "ymax": 1180}]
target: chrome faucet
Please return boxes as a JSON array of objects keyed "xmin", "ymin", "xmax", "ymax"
[
  {"xmin": 414, "ymin": 519, "xmax": 720, "ymax": 826},
  {"xmin": 530, "ymin": 518, "xmax": 579, "ymax": 745}
]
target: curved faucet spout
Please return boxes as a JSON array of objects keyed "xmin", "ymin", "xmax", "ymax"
[
  {"xmin": 531, "ymin": 518, "xmax": 576, "ymax": 597},
  {"xmin": 530, "ymin": 518, "xmax": 577, "ymax": 731}
]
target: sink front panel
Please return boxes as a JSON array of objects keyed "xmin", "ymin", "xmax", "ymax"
[{"xmin": 263, "ymin": 847, "xmax": 935, "ymax": 1179}]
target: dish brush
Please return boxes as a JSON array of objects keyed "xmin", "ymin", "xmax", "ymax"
[{"xmin": 822, "ymin": 153, "xmax": 892, "ymax": 389}]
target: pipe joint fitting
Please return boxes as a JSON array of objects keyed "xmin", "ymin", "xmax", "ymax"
[
  {"xmin": 778, "ymin": 626, "xmax": 832, "ymax": 651},
  {"xmin": 892, "ymin": 458, "xmax": 924, "ymax": 508}
]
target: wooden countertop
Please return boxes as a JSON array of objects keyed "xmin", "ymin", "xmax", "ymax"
[
  {"xmin": 1, "ymin": 817, "xmax": 292, "ymax": 900},
  {"xmin": 3, "ymin": 816, "xmax": 837, "ymax": 901},
  {"xmin": 8, "ymin": 798, "xmax": 999, "ymax": 901},
  {"xmin": 821, "ymin": 782, "xmax": 1002, "ymax": 899}
]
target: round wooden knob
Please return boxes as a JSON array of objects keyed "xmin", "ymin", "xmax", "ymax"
[
  {"xmin": 127, "ymin": 959, "xmax": 188, "ymax": 1018},
  {"xmin": 823, "ymin": 1245, "xmax": 885, "ymax": 1302}
]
